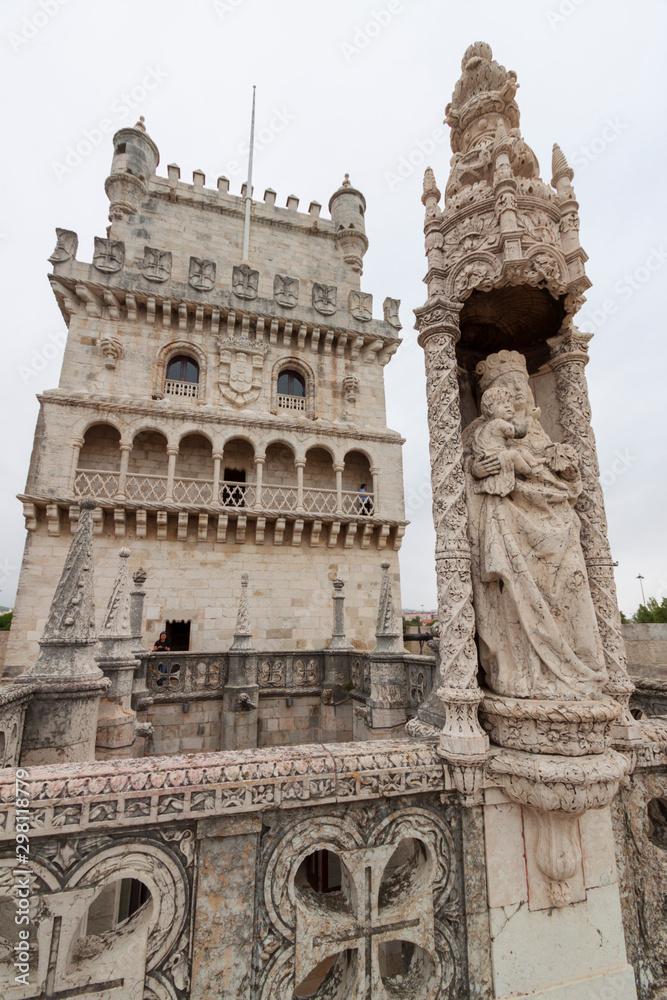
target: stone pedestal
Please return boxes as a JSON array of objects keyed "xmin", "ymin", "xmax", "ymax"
[
  {"xmin": 20, "ymin": 678, "xmax": 109, "ymax": 765},
  {"xmin": 222, "ymin": 651, "xmax": 259, "ymax": 751}
]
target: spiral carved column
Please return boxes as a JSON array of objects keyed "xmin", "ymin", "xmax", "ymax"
[
  {"xmin": 548, "ymin": 330, "xmax": 638, "ymax": 738},
  {"xmin": 411, "ymin": 298, "xmax": 488, "ymax": 764}
]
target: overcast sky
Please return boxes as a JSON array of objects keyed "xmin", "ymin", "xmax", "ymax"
[{"xmin": 0, "ymin": 0, "xmax": 665, "ymax": 617}]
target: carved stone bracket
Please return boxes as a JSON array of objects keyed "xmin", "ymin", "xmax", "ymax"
[{"xmin": 488, "ymin": 747, "xmax": 631, "ymax": 906}]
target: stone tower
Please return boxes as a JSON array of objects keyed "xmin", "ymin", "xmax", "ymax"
[{"xmin": 5, "ymin": 119, "xmax": 406, "ymax": 674}]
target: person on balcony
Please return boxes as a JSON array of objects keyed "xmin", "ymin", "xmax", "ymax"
[
  {"xmin": 358, "ymin": 483, "xmax": 373, "ymax": 515},
  {"xmin": 152, "ymin": 631, "xmax": 170, "ymax": 687}
]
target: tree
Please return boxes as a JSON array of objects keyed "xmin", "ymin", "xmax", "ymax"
[
  {"xmin": 0, "ymin": 612, "xmax": 12, "ymax": 631},
  {"xmin": 624, "ymin": 597, "xmax": 667, "ymax": 624}
]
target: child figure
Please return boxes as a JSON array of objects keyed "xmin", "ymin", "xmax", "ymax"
[{"xmin": 472, "ymin": 386, "xmax": 538, "ymax": 496}]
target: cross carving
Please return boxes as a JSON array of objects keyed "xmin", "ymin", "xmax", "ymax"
[{"xmin": 295, "ymin": 843, "xmax": 436, "ymax": 999}]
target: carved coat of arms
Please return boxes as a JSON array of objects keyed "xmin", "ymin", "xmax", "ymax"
[
  {"xmin": 141, "ymin": 246, "xmax": 172, "ymax": 282},
  {"xmin": 92, "ymin": 237, "xmax": 125, "ymax": 273},
  {"xmin": 232, "ymin": 265, "xmax": 259, "ymax": 300},
  {"xmin": 312, "ymin": 282, "xmax": 337, "ymax": 315},
  {"xmin": 349, "ymin": 290, "xmax": 372, "ymax": 322},
  {"xmin": 274, "ymin": 274, "xmax": 299, "ymax": 308},
  {"xmin": 189, "ymin": 257, "xmax": 216, "ymax": 291},
  {"xmin": 218, "ymin": 338, "xmax": 266, "ymax": 407},
  {"xmin": 49, "ymin": 228, "xmax": 78, "ymax": 264}
]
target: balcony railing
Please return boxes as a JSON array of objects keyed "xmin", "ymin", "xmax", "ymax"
[
  {"xmin": 74, "ymin": 469, "xmax": 119, "ymax": 499},
  {"xmin": 164, "ymin": 379, "xmax": 199, "ymax": 398},
  {"xmin": 74, "ymin": 470, "xmax": 374, "ymax": 516},
  {"xmin": 125, "ymin": 473, "xmax": 168, "ymax": 502},
  {"xmin": 277, "ymin": 393, "xmax": 306, "ymax": 411}
]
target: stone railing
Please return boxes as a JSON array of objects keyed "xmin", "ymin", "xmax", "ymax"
[
  {"xmin": 73, "ymin": 472, "xmax": 375, "ymax": 518},
  {"xmin": 140, "ymin": 650, "xmax": 433, "ymax": 709},
  {"xmin": 164, "ymin": 377, "xmax": 199, "ymax": 398},
  {"xmin": 277, "ymin": 393, "xmax": 306, "ymax": 411},
  {"xmin": 143, "ymin": 652, "xmax": 227, "ymax": 699},
  {"xmin": 0, "ymin": 739, "xmax": 474, "ymax": 1000}
]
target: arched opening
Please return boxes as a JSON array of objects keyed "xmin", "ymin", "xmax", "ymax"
[
  {"xmin": 126, "ymin": 430, "xmax": 168, "ymax": 502},
  {"xmin": 293, "ymin": 850, "xmax": 355, "ymax": 998},
  {"xmin": 277, "ymin": 368, "xmax": 306, "ymax": 411},
  {"xmin": 165, "ymin": 354, "xmax": 200, "ymax": 399},
  {"xmin": 343, "ymin": 450, "xmax": 373, "ymax": 515},
  {"xmin": 262, "ymin": 442, "xmax": 297, "ymax": 513},
  {"xmin": 75, "ymin": 424, "xmax": 122, "ymax": 498},
  {"xmin": 84, "ymin": 879, "xmax": 152, "ymax": 936},
  {"xmin": 303, "ymin": 447, "xmax": 336, "ymax": 515},
  {"xmin": 174, "ymin": 433, "xmax": 213, "ymax": 504},
  {"xmin": 220, "ymin": 438, "xmax": 255, "ymax": 508}
]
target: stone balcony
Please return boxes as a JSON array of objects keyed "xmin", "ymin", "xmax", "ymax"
[{"xmin": 73, "ymin": 469, "xmax": 375, "ymax": 517}]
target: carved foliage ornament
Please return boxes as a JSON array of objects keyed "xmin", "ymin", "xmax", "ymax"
[{"xmin": 93, "ymin": 237, "xmax": 125, "ymax": 274}]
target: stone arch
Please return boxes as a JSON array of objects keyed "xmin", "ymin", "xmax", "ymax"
[
  {"xmin": 78, "ymin": 423, "xmax": 122, "ymax": 472},
  {"xmin": 270, "ymin": 355, "xmax": 316, "ymax": 419},
  {"xmin": 154, "ymin": 340, "xmax": 207, "ymax": 402},
  {"xmin": 304, "ymin": 445, "xmax": 336, "ymax": 491},
  {"xmin": 265, "ymin": 439, "xmax": 298, "ymax": 487},
  {"xmin": 127, "ymin": 430, "xmax": 170, "ymax": 500},
  {"xmin": 175, "ymin": 432, "xmax": 214, "ymax": 482}
]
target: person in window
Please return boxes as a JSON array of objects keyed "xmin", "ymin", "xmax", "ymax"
[
  {"xmin": 358, "ymin": 483, "xmax": 373, "ymax": 515},
  {"xmin": 152, "ymin": 631, "xmax": 170, "ymax": 687},
  {"xmin": 152, "ymin": 632, "xmax": 170, "ymax": 652}
]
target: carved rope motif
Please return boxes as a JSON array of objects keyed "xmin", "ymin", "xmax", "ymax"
[{"xmin": 549, "ymin": 334, "xmax": 632, "ymax": 697}]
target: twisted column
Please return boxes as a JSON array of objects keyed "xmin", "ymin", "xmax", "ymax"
[
  {"xmin": 414, "ymin": 298, "xmax": 488, "ymax": 758},
  {"xmin": 548, "ymin": 330, "xmax": 636, "ymax": 732}
]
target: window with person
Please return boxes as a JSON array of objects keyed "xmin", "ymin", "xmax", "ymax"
[
  {"xmin": 166, "ymin": 355, "xmax": 200, "ymax": 384},
  {"xmin": 277, "ymin": 369, "xmax": 305, "ymax": 397}
]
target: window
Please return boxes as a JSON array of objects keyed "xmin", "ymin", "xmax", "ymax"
[
  {"xmin": 167, "ymin": 355, "xmax": 199, "ymax": 384},
  {"xmin": 116, "ymin": 142, "xmax": 126, "ymax": 154},
  {"xmin": 278, "ymin": 369, "xmax": 305, "ymax": 397}
]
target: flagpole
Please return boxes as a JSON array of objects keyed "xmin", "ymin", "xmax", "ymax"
[{"xmin": 242, "ymin": 85, "xmax": 256, "ymax": 265}]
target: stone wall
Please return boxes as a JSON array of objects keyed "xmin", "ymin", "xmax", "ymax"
[
  {"xmin": 4, "ymin": 525, "xmax": 402, "ymax": 675},
  {"xmin": 623, "ymin": 623, "xmax": 667, "ymax": 679}
]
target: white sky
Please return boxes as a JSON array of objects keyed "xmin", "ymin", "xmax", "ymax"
[{"xmin": 0, "ymin": 0, "xmax": 665, "ymax": 618}]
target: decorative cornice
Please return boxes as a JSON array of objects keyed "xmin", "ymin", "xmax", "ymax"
[{"xmin": 0, "ymin": 739, "xmax": 448, "ymax": 840}]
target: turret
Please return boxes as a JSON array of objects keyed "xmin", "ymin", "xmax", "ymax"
[
  {"xmin": 328, "ymin": 174, "xmax": 369, "ymax": 274},
  {"xmin": 105, "ymin": 116, "xmax": 160, "ymax": 221}
]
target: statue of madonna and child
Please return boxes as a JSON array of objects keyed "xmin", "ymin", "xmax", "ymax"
[{"xmin": 462, "ymin": 349, "xmax": 608, "ymax": 702}]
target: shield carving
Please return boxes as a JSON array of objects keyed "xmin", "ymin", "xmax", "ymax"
[
  {"xmin": 141, "ymin": 246, "xmax": 172, "ymax": 282},
  {"xmin": 93, "ymin": 237, "xmax": 125, "ymax": 273},
  {"xmin": 219, "ymin": 344, "xmax": 265, "ymax": 406}
]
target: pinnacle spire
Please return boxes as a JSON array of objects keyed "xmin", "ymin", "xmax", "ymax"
[
  {"xmin": 100, "ymin": 548, "xmax": 132, "ymax": 640},
  {"xmin": 230, "ymin": 573, "xmax": 254, "ymax": 651},
  {"xmin": 551, "ymin": 143, "xmax": 574, "ymax": 187},
  {"xmin": 422, "ymin": 167, "xmax": 441, "ymax": 206},
  {"xmin": 374, "ymin": 562, "xmax": 403, "ymax": 653},
  {"xmin": 41, "ymin": 499, "xmax": 97, "ymax": 646}
]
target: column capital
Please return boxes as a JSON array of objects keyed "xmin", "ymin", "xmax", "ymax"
[
  {"xmin": 294, "ymin": 459, "xmax": 306, "ymax": 469},
  {"xmin": 254, "ymin": 455, "xmax": 265, "ymax": 466},
  {"xmin": 547, "ymin": 329, "xmax": 593, "ymax": 367},
  {"xmin": 414, "ymin": 296, "xmax": 462, "ymax": 347},
  {"xmin": 119, "ymin": 443, "xmax": 133, "ymax": 454},
  {"xmin": 166, "ymin": 446, "xmax": 179, "ymax": 457},
  {"xmin": 212, "ymin": 451, "xmax": 223, "ymax": 462},
  {"xmin": 333, "ymin": 463, "xmax": 345, "ymax": 473}
]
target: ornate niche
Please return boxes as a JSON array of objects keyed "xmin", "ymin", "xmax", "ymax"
[
  {"xmin": 218, "ymin": 335, "xmax": 266, "ymax": 407},
  {"xmin": 250, "ymin": 801, "xmax": 468, "ymax": 1000}
]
